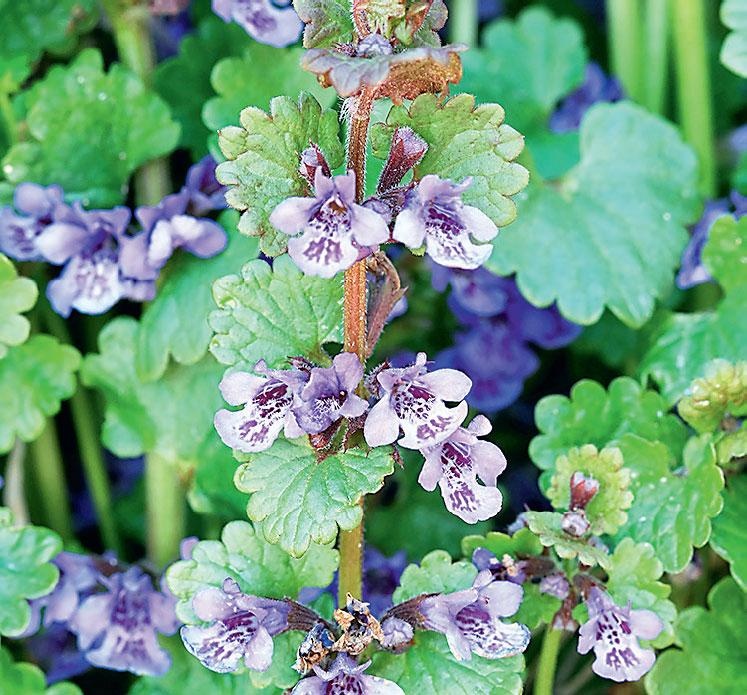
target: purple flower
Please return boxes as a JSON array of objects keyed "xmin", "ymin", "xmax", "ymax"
[
  {"xmin": 539, "ymin": 574, "xmax": 570, "ymax": 600},
  {"xmin": 364, "ymin": 352, "xmax": 471, "ymax": 450},
  {"xmin": 291, "ymin": 654, "xmax": 404, "ymax": 695},
  {"xmin": 270, "ymin": 170, "xmax": 389, "ymax": 278},
  {"xmin": 135, "ymin": 190, "xmax": 227, "ymax": 272},
  {"xmin": 379, "ymin": 616, "xmax": 414, "ymax": 650},
  {"xmin": 471, "ymin": 548, "xmax": 527, "ymax": 585},
  {"xmin": 420, "ymin": 570, "xmax": 530, "ymax": 661},
  {"xmin": 184, "ymin": 156, "xmax": 228, "ymax": 216},
  {"xmin": 26, "ymin": 623, "xmax": 91, "ymax": 684},
  {"xmin": 71, "ymin": 566, "xmax": 178, "ymax": 676},
  {"xmin": 181, "ymin": 578, "xmax": 290, "ymax": 673},
  {"xmin": 550, "ymin": 63, "xmax": 624, "ymax": 133},
  {"xmin": 577, "ymin": 587, "xmax": 663, "ymax": 682},
  {"xmin": 418, "ymin": 415, "xmax": 506, "ymax": 523},
  {"xmin": 393, "ymin": 175, "xmax": 498, "ymax": 270},
  {"xmin": 212, "ymin": 0, "xmax": 302, "ymax": 47},
  {"xmin": 431, "ymin": 264, "xmax": 510, "ymax": 317},
  {"xmin": 214, "ymin": 361, "xmax": 308, "ymax": 453},
  {"xmin": 0, "ymin": 183, "xmax": 63, "ymax": 260},
  {"xmin": 292, "ymin": 352, "xmax": 368, "ymax": 434}
]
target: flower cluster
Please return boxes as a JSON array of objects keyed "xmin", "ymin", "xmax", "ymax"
[{"xmin": 0, "ymin": 157, "xmax": 227, "ymax": 316}]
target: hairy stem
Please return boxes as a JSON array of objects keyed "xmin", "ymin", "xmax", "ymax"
[
  {"xmin": 449, "ymin": 0, "xmax": 479, "ymax": 47},
  {"xmin": 3, "ymin": 439, "xmax": 29, "ymax": 525},
  {"xmin": 643, "ymin": 0, "xmax": 669, "ymax": 115},
  {"xmin": 145, "ymin": 453, "xmax": 186, "ymax": 567},
  {"xmin": 534, "ymin": 627, "xmax": 563, "ymax": 695},
  {"xmin": 607, "ymin": 0, "xmax": 643, "ymax": 103}
]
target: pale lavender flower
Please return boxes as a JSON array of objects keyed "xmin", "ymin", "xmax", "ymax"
[
  {"xmin": 71, "ymin": 566, "xmax": 178, "ymax": 676},
  {"xmin": 292, "ymin": 352, "xmax": 368, "ymax": 434},
  {"xmin": 270, "ymin": 170, "xmax": 389, "ymax": 278},
  {"xmin": 379, "ymin": 616, "xmax": 414, "ymax": 650},
  {"xmin": 577, "ymin": 587, "xmax": 663, "ymax": 682},
  {"xmin": 214, "ymin": 360, "xmax": 309, "ymax": 452},
  {"xmin": 181, "ymin": 578, "xmax": 290, "ymax": 673},
  {"xmin": 212, "ymin": 0, "xmax": 302, "ymax": 47},
  {"xmin": 0, "ymin": 183, "xmax": 63, "ymax": 260},
  {"xmin": 418, "ymin": 415, "xmax": 506, "ymax": 523},
  {"xmin": 540, "ymin": 574, "xmax": 570, "ymax": 600},
  {"xmin": 393, "ymin": 175, "xmax": 498, "ymax": 269},
  {"xmin": 184, "ymin": 155, "xmax": 227, "ymax": 216},
  {"xmin": 292, "ymin": 654, "xmax": 404, "ymax": 695},
  {"xmin": 364, "ymin": 352, "xmax": 471, "ymax": 449},
  {"xmin": 420, "ymin": 570, "xmax": 530, "ymax": 661}
]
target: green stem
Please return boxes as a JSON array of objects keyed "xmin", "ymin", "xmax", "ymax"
[
  {"xmin": 607, "ymin": 0, "xmax": 644, "ymax": 103},
  {"xmin": 0, "ymin": 88, "xmax": 17, "ymax": 146},
  {"xmin": 670, "ymin": 0, "xmax": 716, "ymax": 196},
  {"xmin": 3, "ymin": 439, "xmax": 29, "ymax": 525},
  {"xmin": 145, "ymin": 453, "xmax": 186, "ymax": 567},
  {"xmin": 534, "ymin": 627, "xmax": 563, "ymax": 695},
  {"xmin": 643, "ymin": 0, "xmax": 669, "ymax": 115},
  {"xmin": 29, "ymin": 421, "xmax": 75, "ymax": 541},
  {"xmin": 449, "ymin": 0, "xmax": 479, "ymax": 47}
]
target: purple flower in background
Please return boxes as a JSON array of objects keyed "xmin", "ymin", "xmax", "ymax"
[
  {"xmin": 214, "ymin": 360, "xmax": 308, "ymax": 452},
  {"xmin": 291, "ymin": 654, "xmax": 404, "ymax": 694},
  {"xmin": 270, "ymin": 170, "xmax": 389, "ymax": 278},
  {"xmin": 577, "ymin": 587, "xmax": 663, "ymax": 682},
  {"xmin": 292, "ymin": 352, "xmax": 368, "ymax": 434},
  {"xmin": 420, "ymin": 570, "xmax": 530, "ymax": 661},
  {"xmin": 26, "ymin": 623, "xmax": 92, "ymax": 684},
  {"xmin": 0, "ymin": 183, "xmax": 63, "ymax": 260},
  {"xmin": 379, "ymin": 616, "xmax": 414, "ymax": 650},
  {"xmin": 550, "ymin": 63, "xmax": 624, "ymax": 133},
  {"xmin": 71, "ymin": 567, "xmax": 178, "ymax": 676},
  {"xmin": 471, "ymin": 548, "xmax": 527, "ymax": 584},
  {"xmin": 212, "ymin": 0, "xmax": 302, "ymax": 47},
  {"xmin": 181, "ymin": 578, "xmax": 290, "ymax": 673},
  {"xmin": 394, "ymin": 175, "xmax": 498, "ymax": 269},
  {"xmin": 540, "ymin": 574, "xmax": 570, "ymax": 600},
  {"xmin": 419, "ymin": 415, "xmax": 506, "ymax": 523},
  {"xmin": 184, "ymin": 156, "xmax": 228, "ymax": 216},
  {"xmin": 431, "ymin": 264, "xmax": 510, "ymax": 317},
  {"xmin": 364, "ymin": 352, "xmax": 471, "ymax": 450}
]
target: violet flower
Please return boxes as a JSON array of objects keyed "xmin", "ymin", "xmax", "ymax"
[
  {"xmin": 212, "ymin": 0, "xmax": 302, "ymax": 47},
  {"xmin": 214, "ymin": 360, "xmax": 309, "ymax": 453},
  {"xmin": 71, "ymin": 566, "xmax": 178, "ymax": 676},
  {"xmin": 471, "ymin": 548, "xmax": 528, "ymax": 585},
  {"xmin": 292, "ymin": 352, "xmax": 369, "ymax": 434},
  {"xmin": 364, "ymin": 352, "xmax": 471, "ymax": 450},
  {"xmin": 418, "ymin": 415, "xmax": 506, "ymax": 523},
  {"xmin": 539, "ymin": 574, "xmax": 570, "ymax": 600},
  {"xmin": 379, "ymin": 616, "xmax": 414, "ymax": 650},
  {"xmin": 270, "ymin": 170, "xmax": 389, "ymax": 278},
  {"xmin": 431, "ymin": 264, "xmax": 510, "ymax": 318},
  {"xmin": 184, "ymin": 155, "xmax": 228, "ymax": 216},
  {"xmin": 181, "ymin": 578, "xmax": 290, "ymax": 673},
  {"xmin": 292, "ymin": 654, "xmax": 404, "ymax": 695},
  {"xmin": 577, "ymin": 587, "xmax": 663, "ymax": 682},
  {"xmin": 0, "ymin": 182, "xmax": 63, "ymax": 260},
  {"xmin": 419, "ymin": 570, "xmax": 530, "ymax": 661},
  {"xmin": 393, "ymin": 175, "xmax": 498, "ymax": 270}
]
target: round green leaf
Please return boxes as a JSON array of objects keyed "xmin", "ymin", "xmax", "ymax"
[
  {"xmin": 393, "ymin": 549, "xmax": 477, "ymax": 604},
  {"xmin": 710, "ymin": 474, "xmax": 747, "ymax": 590},
  {"xmin": 0, "ymin": 648, "xmax": 81, "ymax": 695},
  {"xmin": 0, "ymin": 254, "xmax": 37, "ymax": 358}
]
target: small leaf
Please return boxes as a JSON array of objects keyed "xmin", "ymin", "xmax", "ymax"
[
  {"xmin": 0, "ymin": 648, "xmax": 81, "ymax": 695},
  {"xmin": 209, "ymin": 255, "xmax": 343, "ymax": 370},
  {"xmin": 235, "ymin": 438, "xmax": 394, "ymax": 557},
  {"xmin": 523, "ymin": 511, "xmax": 609, "ymax": 567},
  {"xmin": 216, "ymin": 93, "xmax": 344, "ymax": 255},
  {"xmin": 614, "ymin": 435, "xmax": 724, "ymax": 573},
  {"xmin": 720, "ymin": 0, "xmax": 747, "ymax": 78},
  {"xmin": 393, "ymin": 549, "xmax": 477, "ymax": 603},
  {"xmin": 371, "ymin": 93, "xmax": 528, "ymax": 228},
  {"xmin": 0, "ymin": 253, "xmax": 37, "ymax": 358},
  {"xmin": 294, "ymin": 0, "xmax": 356, "ymax": 48},
  {"xmin": 645, "ymin": 578, "xmax": 747, "ymax": 695},
  {"xmin": 0, "ymin": 335, "xmax": 80, "ymax": 453},
  {"xmin": 0, "ymin": 511, "xmax": 62, "ymax": 637},
  {"xmin": 166, "ymin": 520, "xmax": 337, "ymax": 624},
  {"xmin": 702, "ymin": 215, "xmax": 747, "ymax": 293},
  {"xmin": 710, "ymin": 474, "xmax": 747, "ymax": 590},
  {"xmin": 3, "ymin": 49, "xmax": 180, "ymax": 207},
  {"xmin": 371, "ymin": 632, "xmax": 525, "ymax": 695}
]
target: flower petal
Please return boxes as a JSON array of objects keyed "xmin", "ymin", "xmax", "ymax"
[{"xmin": 363, "ymin": 398, "xmax": 400, "ymax": 447}]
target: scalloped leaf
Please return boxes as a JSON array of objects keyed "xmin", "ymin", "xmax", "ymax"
[
  {"xmin": 0, "ymin": 648, "xmax": 81, "ymax": 695},
  {"xmin": 721, "ymin": 0, "xmax": 747, "ymax": 78},
  {"xmin": 614, "ymin": 435, "xmax": 724, "ymax": 573},
  {"xmin": 209, "ymin": 255, "xmax": 343, "ymax": 370},
  {"xmin": 645, "ymin": 578, "xmax": 747, "ymax": 695},
  {"xmin": 486, "ymin": 102, "xmax": 699, "ymax": 327},
  {"xmin": 0, "ymin": 335, "xmax": 80, "ymax": 453},
  {"xmin": 371, "ymin": 93, "xmax": 529, "ymax": 228},
  {"xmin": 234, "ymin": 438, "xmax": 394, "ymax": 557},
  {"xmin": 710, "ymin": 474, "xmax": 747, "ymax": 590},
  {"xmin": 0, "ymin": 254, "xmax": 37, "ymax": 358},
  {"xmin": 0, "ymin": 511, "xmax": 62, "ymax": 637},
  {"xmin": 524, "ymin": 511, "xmax": 609, "ymax": 567},
  {"xmin": 216, "ymin": 93, "xmax": 344, "ymax": 256},
  {"xmin": 3, "ymin": 49, "xmax": 180, "ymax": 208},
  {"xmin": 294, "ymin": 0, "xmax": 355, "ymax": 48},
  {"xmin": 393, "ymin": 549, "xmax": 477, "ymax": 603}
]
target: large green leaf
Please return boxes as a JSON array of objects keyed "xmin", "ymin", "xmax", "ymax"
[
  {"xmin": 370, "ymin": 93, "xmax": 529, "ymax": 228},
  {"xmin": 0, "ymin": 254, "xmax": 37, "ymax": 358},
  {"xmin": 0, "ymin": 335, "xmax": 80, "ymax": 453},
  {"xmin": 645, "ymin": 578, "xmax": 747, "ymax": 695},
  {"xmin": 0, "ymin": 648, "xmax": 81, "ymax": 695},
  {"xmin": 710, "ymin": 474, "xmax": 747, "ymax": 590},
  {"xmin": 721, "ymin": 0, "xmax": 747, "ymax": 77},
  {"xmin": 234, "ymin": 438, "xmax": 394, "ymax": 557},
  {"xmin": 216, "ymin": 93, "xmax": 344, "ymax": 255},
  {"xmin": 209, "ymin": 255, "xmax": 343, "ymax": 370},
  {"xmin": 614, "ymin": 435, "xmax": 724, "ymax": 573},
  {"xmin": 0, "ymin": 511, "xmax": 62, "ymax": 637},
  {"xmin": 393, "ymin": 549, "xmax": 477, "ymax": 603},
  {"xmin": 3, "ymin": 49, "xmax": 180, "ymax": 207},
  {"xmin": 486, "ymin": 102, "xmax": 699, "ymax": 327}
]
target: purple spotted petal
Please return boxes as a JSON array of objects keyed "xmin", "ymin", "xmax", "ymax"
[
  {"xmin": 292, "ymin": 654, "xmax": 404, "ymax": 694},
  {"xmin": 0, "ymin": 184, "xmax": 63, "ymax": 260},
  {"xmin": 212, "ymin": 0, "xmax": 302, "ymax": 47}
]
